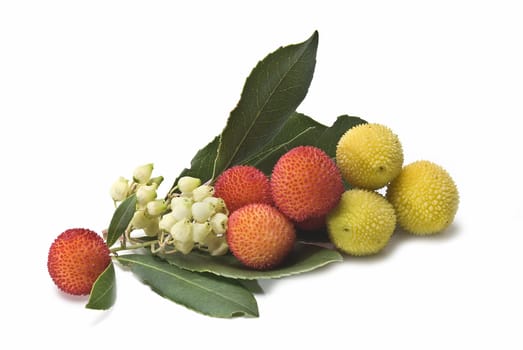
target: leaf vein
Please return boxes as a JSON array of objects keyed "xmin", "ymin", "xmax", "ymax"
[{"xmin": 217, "ymin": 36, "xmax": 316, "ymax": 174}]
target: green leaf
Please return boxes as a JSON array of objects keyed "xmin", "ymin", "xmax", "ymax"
[
  {"xmin": 248, "ymin": 113, "xmax": 366, "ymax": 174},
  {"xmin": 244, "ymin": 112, "xmax": 325, "ymax": 175},
  {"xmin": 161, "ymin": 243, "xmax": 343, "ymax": 280},
  {"xmin": 313, "ymin": 114, "xmax": 367, "ymax": 192},
  {"xmin": 116, "ymin": 254, "xmax": 259, "ymax": 318},
  {"xmin": 245, "ymin": 112, "xmax": 323, "ymax": 174},
  {"xmin": 106, "ymin": 194, "xmax": 136, "ymax": 248},
  {"xmin": 313, "ymin": 114, "xmax": 367, "ymax": 158},
  {"xmin": 212, "ymin": 31, "xmax": 319, "ymax": 180},
  {"xmin": 238, "ymin": 279, "xmax": 265, "ymax": 294},
  {"xmin": 86, "ymin": 262, "xmax": 116, "ymax": 310}
]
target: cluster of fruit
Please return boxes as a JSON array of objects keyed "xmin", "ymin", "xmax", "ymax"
[
  {"xmin": 329, "ymin": 123, "xmax": 459, "ymax": 255},
  {"xmin": 213, "ymin": 146, "xmax": 344, "ymax": 269},
  {"xmin": 213, "ymin": 122, "xmax": 459, "ymax": 269},
  {"xmin": 47, "ymin": 121, "xmax": 459, "ymax": 297}
]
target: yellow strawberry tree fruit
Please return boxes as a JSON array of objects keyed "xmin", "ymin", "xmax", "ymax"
[
  {"xmin": 336, "ymin": 123, "xmax": 404, "ymax": 190},
  {"xmin": 327, "ymin": 189, "xmax": 396, "ymax": 256},
  {"xmin": 386, "ymin": 160, "xmax": 459, "ymax": 235}
]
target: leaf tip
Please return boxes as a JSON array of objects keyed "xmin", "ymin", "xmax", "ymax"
[
  {"xmin": 309, "ymin": 30, "xmax": 319, "ymax": 45},
  {"xmin": 85, "ymin": 262, "xmax": 117, "ymax": 310}
]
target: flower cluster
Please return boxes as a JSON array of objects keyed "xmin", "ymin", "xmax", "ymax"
[
  {"xmin": 109, "ymin": 164, "xmax": 229, "ymax": 256},
  {"xmin": 155, "ymin": 176, "xmax": 229, "ymax": 256},
  {"xmin": 110, "ymin": 163, "xmax": 165, "ymax": 237}
]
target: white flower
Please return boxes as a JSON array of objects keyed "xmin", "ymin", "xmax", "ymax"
[
  {"xmin": 174, "ymin": 240, "xmax": 194, "ymax": 255},
  {"xmin": 204, "ymin": 235, "xmax": 228, "ymax": 256},
  {"xmin": 191, "ymin": 202, "xmax": 214, "ymax": 223},
  {"xmin": 192, "ymin": 185, "xmax": 214, "ymax": 202},
  {"xmin": 146, "ymin": 200, "xmax": 167, "ymax": 217},
  {"xmin": 178, "ymin": 176, "xmax": 202, "ymax": 194},
  {"xmin": 171, "ymin": 197, "xmax": 193, "ymax": 221},
  {"xmin": 136, "ymin": 185, "xmax": 157, "ymax": 206},
  {"xmin": 192, "ymin": 222, "xmax": 212, "ymax": 244},
  {"xmin": 133, "ymin": 163, "xmax": 154, "ymax": 184},
  {"xmin": 171, "ymin": 219, "xmax": 192, "ymax": 243},
  {"xmin": 210, "ymin": 212, "xmax": 228, "ymax": 235},
  {"xmin": 110, "ymin": 177, "xmax": 130, "ymax": 202},
  {"xmin": 143, "ymin": 217, "xmax": 160, "ymax": 237},
  {"xmin": 159, "ymin": 213, "xmax": 177, "ymax": 232}
]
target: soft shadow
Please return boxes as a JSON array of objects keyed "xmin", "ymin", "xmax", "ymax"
[
  {"xmin": 257, "ymin": 278, "xmax": 278, "ymax": 294},
  {"xmin": 239, "ymin": 279, "xmax": 265, "ymax": 295},
  {"xmin": 257, "ymin": 249, "xmax": 343, "ymax": 293},
  {"xmin": 421, "ymin": 222, "xmax": 461, "ymax": 241},
  {"xmin": 90, "ymin": 306, "xmax": 114, "ymax": 326},
  {"xmin": 341, "ymin": 222, "xmax": 461, "ymax": 265},
  {"xmin": 391, "ymin": 221, "xmax": 461, "ymax": 245},
  {"xmin": 54, "ymin": 288, "xmax": 113, "ymax": 326}
]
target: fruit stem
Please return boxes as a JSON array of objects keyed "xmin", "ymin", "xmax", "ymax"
[{"xmin": 110, "ymin": 240, "xmax": 158, "ymax": 254}]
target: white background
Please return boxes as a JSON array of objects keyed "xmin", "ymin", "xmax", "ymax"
[{"xmin": 1, "ymin": 1, "xmax": 522, "ymax": 349}]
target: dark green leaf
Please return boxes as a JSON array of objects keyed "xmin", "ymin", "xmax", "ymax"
[
  {"xmin": 86, "ymin": 262, "xmax": 116, "ymax": 310},
  {"xmin": 106, "ymin": 194, "xmax": 136, "ymax": 248},
  {"xmin": 212, "ymin": 31, "xmax": 319, "ymax": 180},
  {"xmin": 314, "ymin": 115, "xmax": 367, "ymax": 192},
  {"xmin": 314, "ymin": 115, "xmax": 367, "ymax": 158},
  {"xmin": 248, "ymin": 113, "xmax": 366, "ymax": 174},
  {"xmin": 238, "ymin": 279, "xmax": 264, "ymax": 294},
  {"xmin": 243, "ymin": 112, "xmax": 323, "ymax": 174},
  {"xmin": 116, "ymin": 254, "xmax": 259, "ymax": 318},
  {"xmin": 162, "ymin": 243, "xmax": 343, "ymax": 280}
]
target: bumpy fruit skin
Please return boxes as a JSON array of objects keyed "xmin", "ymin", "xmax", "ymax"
[
  {"xmin": 270, "ymin": 146, "xmax": 344, "ymax": 222},
  {"xmin": 336, "ymin": 123, "xmax": 403, "ymax": 190},
  {"xmin": 47, "ymin": 228, "xmax": 111, "ymax": 295},
  {"xmin": 327, "ymin": 189, "xmax": 396, "ymax": 256},
  {"xmin": 226, "ymin": 203, "xmax": 295, "ymax": 270},
  {"xmin": 386, "ymin": 160, "xmax": 459, "ymax": 235},
  {"xmin": 214, "ymin": 165, "xmax": 272, "ymax": 213}
]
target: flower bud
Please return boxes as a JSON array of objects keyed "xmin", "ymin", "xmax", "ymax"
[
  {"xmin": 171, "ymin": 219, "xmax": 192, "ymax": 243},
  {"xmin": 131, "ymin": 210, "xmax": 149, "ymax": 229},
  {"xmin": 192, "ymin": 222, "xmax": 212, "ymax": 244},
  {"xmin": 159, "ymin": 213, "xmax": 177, "ymax": 232},
  {"xmin": 148, "ymin": 176, "xmax": 164, "ymax": 188},
  {"xmin": 143, "ymin": 217, "xmax": 160, "ymax": 237},
  {"xmin": 146, "ymin": 200, "xmax": 167, "ymax": 217},
  {"xmin": 136, "ymin": 185, "xmax": 157, "ymax": 206},
  {"xmin": 192, "ymin": 202, "xmax": 214, "ymax": 223},
  {"xmin": 203, "ymin": 196, "xmax": 228, "ymax": 214},
  {"xmin": 171, "ymin": 196, "xmax": 192, "ymax": 208},
  {"xmin": 178, "ymin": 176, "xmax": 202, "ymax": 194},
  {"xmin": 210, "ymin": 212, "xmax": 228, "ymax": 235},
  {"xmin": 192, "ymin": 185, "xmax": 214, "ymax": 202},
  {"xmin": 205, "ymin": 235, "xmax": 228, "ymax": 256},
  {"xmin": 110, "ymin": 177, "xmax": 130, "ymax": 202},
  {"xmin": 210, "ymin": 241, "xmax": 229, "ymax": 256},
  {"xmin": 133, "ymin": 163, "xmax": 154, "ymax": 184},
  {"xmin": 175, "ymin": 240, "xmax": 194, "ymax": 255},
  {"xmin": 171, "ymin": 197, "xmax": 193, "ymax": 221}
]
